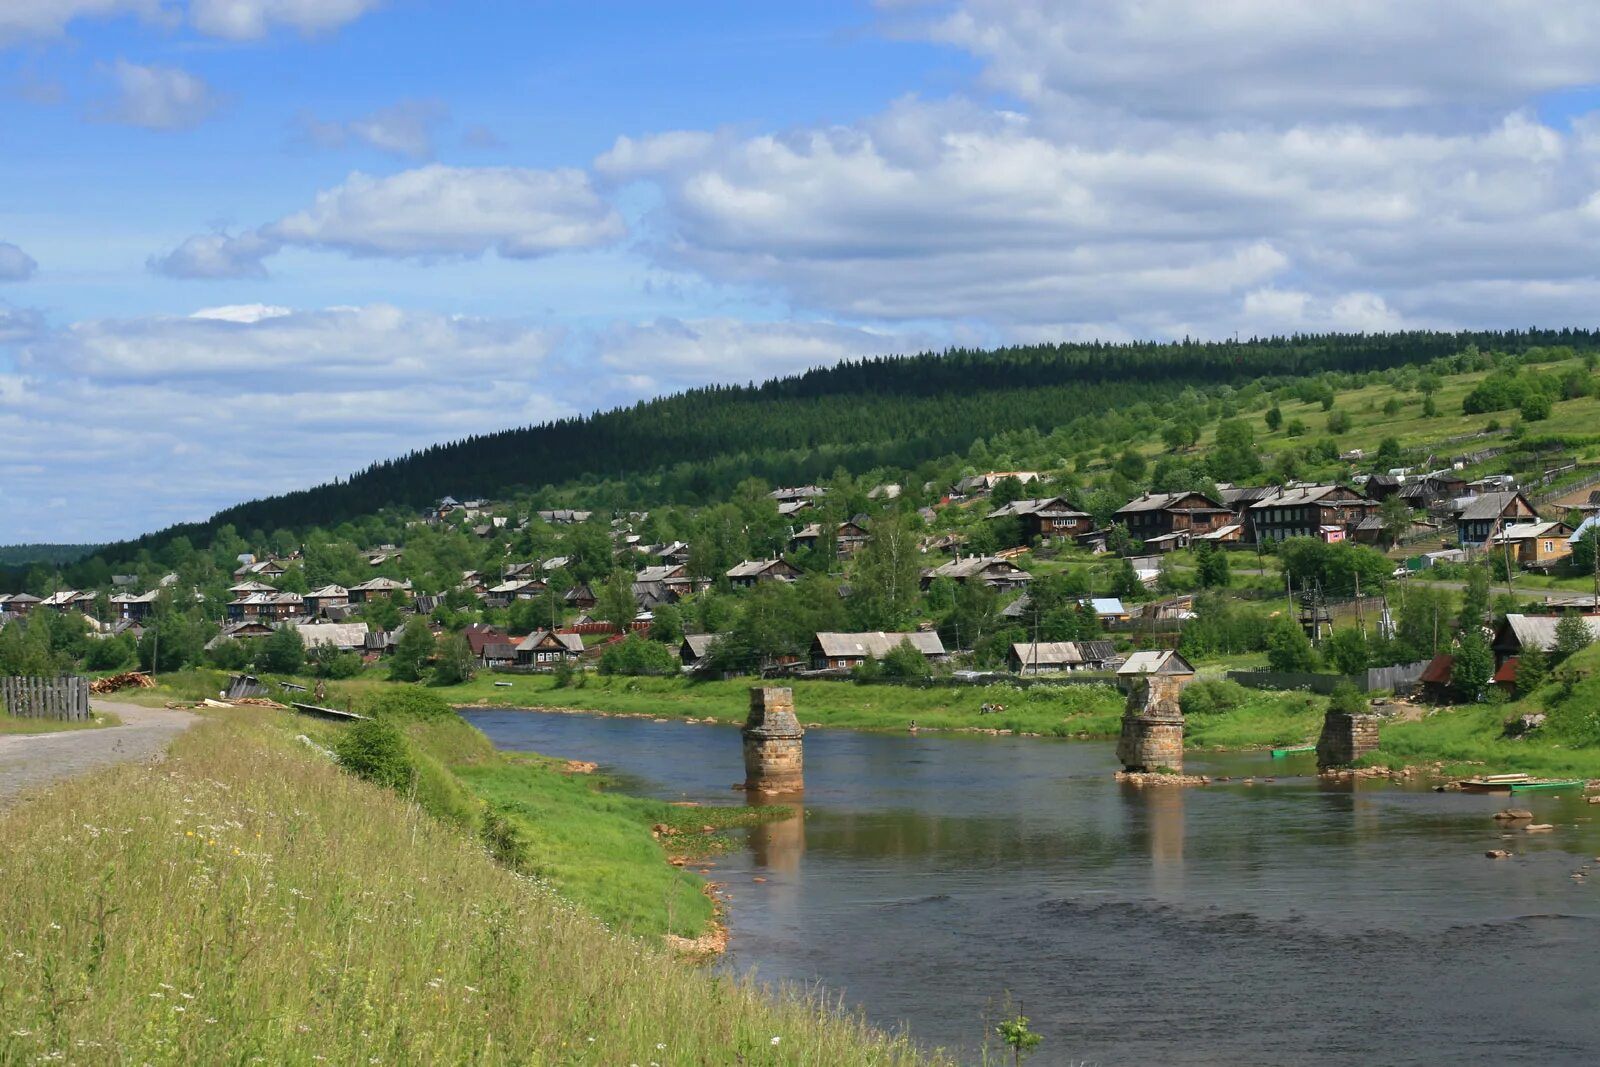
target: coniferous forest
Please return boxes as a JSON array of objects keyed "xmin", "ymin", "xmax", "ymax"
[{"xmin": 25, "ymin": 328, "xmax": 1600, "ymax": 570}]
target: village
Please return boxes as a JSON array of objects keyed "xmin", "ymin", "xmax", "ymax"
[{"xmin": 4, "ymin": 450, "xmax": 1598, "ymax": 710}]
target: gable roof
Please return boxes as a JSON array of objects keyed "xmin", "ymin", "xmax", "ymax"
[
  {"xmin": 292, "ymin": 622, "xmax": 370, "ymax": 650},
  {"xmin": 1498, "ymin": 613, "xmax": 1600, "ymax": 652},
  {"xmin": 1116, "ymin": 491, "xmax": 1229, "ymax": 514},
  {"xmin": 1117, "ymin": 649, "xmax": 1195, "ymax": 676},
  {"xmin": 988, "ymin": 497, "xmax": 1091, "ymax": 520},
  {"xmin": 812, "ymin": 631, "xmax": 946, "ymax": 659},
  {"xmin": 1458, "ymin": 490, "xmax": 1536, "ymax": 522},
  {"xmin": 929, "ymin": 556, "xmax": 1032, "ymax": 581},
  {"xmin": 515, "ymin": 630, "xmax": 585, "ymax": 654},
  {"xmin": 1249, "ymin": 484, "xmax": 1366, "ymax": 510},
  {"xmin": 1009, "ymin": 640, "xmax": 1118, "ymax": 666},
  {"xmin": 681, "ymin": 633, "xmax": 728, "ymax": 659}
]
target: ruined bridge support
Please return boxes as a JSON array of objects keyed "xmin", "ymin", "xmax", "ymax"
[
  {"xmin": 1316, "ymin": 710, "xmax": 1381, "ymax": 770},
  {"xmin": 1117, "ymin": 674, "xmax": 1188, "ymax": 773},
  {"xmin": 743, "ymin": 687, "xmax": 805, "ymax": 794}
]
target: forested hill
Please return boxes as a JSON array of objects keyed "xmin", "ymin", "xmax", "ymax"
[{"xmin": 96, "ymin": 328, "xmax": 1597, "ymax": 556}]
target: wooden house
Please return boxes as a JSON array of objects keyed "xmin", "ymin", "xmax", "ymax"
[
  {"xmin": 987, "ymin": 497, "xmax": 1095, "ymax": 541},
  {"xmin": 726, "ymin": 559, "xmax": 802, "ymax": 588},
  {"xmin": 303, "ymin": 584, "xmax": 349, "ymax": 616},
  {"xmin": 923, "ymin": 555, "xmax": 1033, "ymax": 590},
  {"xmin": 1007, "ymin": 640, "xmax": 1118, "ymax": 674},
  {"xmin": 809, "ymin": 631, "xmax": 947, "ymax": 671},
  {"xmin": 348, "ymin": 577, "xmax": 408, "ymax": 603},
  {"xmin": 515, "ymin": 630, "xmax": 585, "ymax": 666},
  {"xmin": 1247, "ymin": 484, "xmax": 1377, "ymax": 544},
  {"xmin": 1490, "ymin": 521, "xmax": 1574, "ymax": 568},
  {"xmin": 1116, "ymin": 491, "xmax": 1234, "ymax": 542},
  {"xmin": 1455, "ymin": 491, "xmax": 1538, "ymax": 547},
  {"xmin": 680, "ymin": 632, "xmax": 728, "ymax": 669}
]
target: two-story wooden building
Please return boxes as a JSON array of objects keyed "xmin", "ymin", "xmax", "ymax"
[
  {"xmin": 1456, "ymin": 491, "xmax": 1539, "ymax": 548},
  {"xmin": 1115, "ymin": 491, "xmax": 1234, "ymax": 545},
  {"xmin": 1246, "ymin": 484, "xmax": 1378, "ymax": 544},
  {"xmin": 987, "ymin": 497, "xmax": 1095, "ymax": 542}
]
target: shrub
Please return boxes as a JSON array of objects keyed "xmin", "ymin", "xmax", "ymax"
[
  {"xmin": 361, "ymin": 687, "xmax": 458, "ymax": 721},
  {"xmin": 1179, "ymin": 679, "xmax": 1249, "ymax": 716},
  {"xmin": 83, "ymin": 632, "xmax": 137, "ymax": 672},
  {"xmin": 1328, "ymin": 681, "xmax": 1364, "ymax": 715},
  {"xmin": 205, "ymin": 637, "xmax": 253, "ymax": 671},
  {"xmin": 335, "ymin": 719, "xmax": 415, "ymax": 791},
  {"xmin": 599, "ymin": 633, "xmax": 679, "ymax": 676},
  {"xmin": 879, "ymin": 639, "xmax": 933, "ymax": 680}
]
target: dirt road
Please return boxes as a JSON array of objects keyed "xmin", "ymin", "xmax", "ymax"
[{"xmin": 0, "ymin": 701, "xmax": 196, "ymax": 807}]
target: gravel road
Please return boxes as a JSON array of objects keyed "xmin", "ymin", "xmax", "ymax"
[{"xmin": 0, "ymin": 701, "xmax": 197, "ymax": 807}]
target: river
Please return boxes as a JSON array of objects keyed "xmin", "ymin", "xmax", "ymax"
[{"xmin": 461, "ymin": 708, "xmax": 1600, "ymax": 1066}]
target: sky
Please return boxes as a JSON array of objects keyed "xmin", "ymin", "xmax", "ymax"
[{"xmin": 7, "ymin": 2, "xmax": 1600, "ymax": 544}]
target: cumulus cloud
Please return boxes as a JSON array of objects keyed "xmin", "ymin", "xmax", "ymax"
[
  {"xmin": 186, "ymin": 0, "xmax": 382, "ymax": 39},
  {"xmin": 298, "ymin": 98, "xmax": 448, "ymax": 159},
  {"xmin": 0, "ymin": 303, "xmax": 569, "ymax": 541},
  {"xmin": 924, "ymin": 0, "xmax": 1600, "ymax": 122},
  {"xmin": 152, "ymin": 164, "xmax": 624, "ymax": 276},
  {"xmin": 0, "ymin": 0, "xmax": 378, "ymax": 43},
  {"xmin": 147, "ymin": 229, "xmax": 279, "ymax": 279},
  {"xmin": 597, "ymin": 93, "xmax": 1600, "ymax": 333},
  {"xmin": 593, "ymin": 317, "xmax": 936, "ymax": 394},
  {"xmin": 0, "ymin": 242, "xmax": 38, "ymax": 281},
  {"xmin": 98, "ymin": 60, "xmax": 219, "ymax": 130},
  {"xmin": 24, "ymin": 303, "xmax": 560, "ymax": 380}
]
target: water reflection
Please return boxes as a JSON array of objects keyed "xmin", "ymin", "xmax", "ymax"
[{"xmin": 463, "ymin": 709, "xmax": 1600, "ymax": 1067}]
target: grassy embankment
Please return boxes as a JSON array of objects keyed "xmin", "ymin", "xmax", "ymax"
[
  {"xmin": 1363, "ymin": 642, "xmax": 1600, "ymax": 778},
  {"xmin": 0, "ymin": 709, "xmax": 120, "ymax": 735},
  {"xmin": 0, "ymin": 707, "xmax": 944, "ymax": 1065}
]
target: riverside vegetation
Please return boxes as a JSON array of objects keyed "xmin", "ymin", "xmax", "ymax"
[{"xmin": 0, "ymin": 699, "xmax": 947, "ymax": 1066}]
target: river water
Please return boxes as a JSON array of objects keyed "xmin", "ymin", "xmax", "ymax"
[{"xmin": 461, "ymin": 709, "xmax": 1600, "ymax": 1066}]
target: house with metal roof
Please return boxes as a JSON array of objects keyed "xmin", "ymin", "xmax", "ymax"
[{"xmin": 810, "ymin": 631, "xmax": 947, "ymax": 671}]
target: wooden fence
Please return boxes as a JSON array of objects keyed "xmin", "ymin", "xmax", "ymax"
[
  {"xmin": 1, "ymin": 676, "xmax": 92, "ymax": 721},
  {"xmin": 1226, "ymin": 660, "xmax": 1429, "ymax": 696}
]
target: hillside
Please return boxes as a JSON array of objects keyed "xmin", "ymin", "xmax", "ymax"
[{"xmin": 79, "ymin": 329, "xmax": 1597, "ymax": 564}]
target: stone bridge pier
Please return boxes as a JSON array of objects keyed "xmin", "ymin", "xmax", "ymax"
[
  {"xmin": 1316, "ymin": 709, "xmax": 1381, "ymax": 770},
  {"xmin": 743, "ymin": 687, "xmax": 805, "ymax": 794},
  {"xmin": 1117, "ymin": 674, "xmax": 1188, "ymax": 773}
]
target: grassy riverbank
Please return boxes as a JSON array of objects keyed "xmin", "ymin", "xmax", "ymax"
[
  {"xmin": 301, "ymin": 693, "xmax": 788, "ymax": 942},
  {"xmin": 0, "ymin": 708, "xmax": 946, "ymax": 1065}
]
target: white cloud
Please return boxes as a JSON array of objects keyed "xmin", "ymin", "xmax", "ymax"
[
  {"xmin": 147, "ymin": 229, "xmax": 279, "ymax": 279},
  {"xmin": 298, "ymin": 98, "xmax": 448, "ymax": 159},
  {"xmin": 0, "ymin": 0, "xmax": 377, "ymax": 43},
  {"xmin": 0, "ymin": 242, "xmax": 38, "ymax": 281},
  {"xmin": 25, "ymin": 303, "xmax": 559, "ymax": 380},
  {"xmin": 601, "ymin": 96, "xmax": 1600, "ymax": 331},
  {"xmin": 99, "ymin": 60, "xmax": 219, "ymax": 130},
  {"xmin": 593, "ymin": 317, "xmax": 936, "ymax": 394},
  {"xmin": 186, "ymin": 0, "xmax": 382, "ymax": 39},
  {"xmin": 0, "ymin": 303, "xmax": 569, "ymax": 541},
  {"xmin": 925, "ymin": 0, "xmax": 1600, "ymax": 122},
  {"xmin": 153, "ymin": 164, "xmax": 624, "ymax": 275},
  {"xmin": 189, "ymin": 303, "xmax": 291, "ymax": 322}
]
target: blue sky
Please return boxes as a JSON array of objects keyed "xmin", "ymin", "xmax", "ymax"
[{"xmin": 6, "ymin": 1, "xmax": 1600, "ymax": 543}]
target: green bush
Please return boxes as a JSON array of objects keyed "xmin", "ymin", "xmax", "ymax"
[
  {"xmin": 1179, "ymin": 679, "xmax": 1249, "ymax": 716},
  {"xmin": 879, "ymin": 639, "xmax": 933, "ymax": 680},
  {"xmin": 361, "ymin": 687, "xmax": 458, "ymax": 721},
  {"xmin": 335, "ymin": 719, "xmax": 415, "ymax": 792},
  {"xmin": 1328, "ymin": 681, "xmax": 1364, "ymax": 715},
  {"xmin": 599, "ymin": 634, "xmax": 678, "ymax": 676}
]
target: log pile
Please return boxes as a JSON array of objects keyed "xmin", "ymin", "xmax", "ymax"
[{"xmin": 89, "ymin": 672, "xmax": 155, "ymax": 694}]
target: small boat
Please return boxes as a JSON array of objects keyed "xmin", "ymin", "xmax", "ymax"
[
  {"xmin": 1458, "ymin": 773, "xmax": 1532, "ymax": 793},
  {"xmin": 290, "ymin": 702, "xmax": 368, "ymax": 722},
  {"xmin": 1270, "ymin": 744, "xmax": 1316, "ymax": 758},
  {"xmin": 1509, "ymin": 780, "xmax": 1585, "ymax": 794}
]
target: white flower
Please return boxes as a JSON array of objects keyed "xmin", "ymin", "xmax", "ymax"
[{"xmin": 771, "ymin": 1036, "xmax": 782, "ymax": 1045}]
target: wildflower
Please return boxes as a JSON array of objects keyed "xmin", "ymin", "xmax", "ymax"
[
  {"xmin": 11, "ymin": 1029, "xmax": 31, "ymax": 1038},
  {"xmin": 771, "ymin": 1036, "xmax": 781, "ymax": 1046},
  {"xmin": 656, "ymin": 1044, "xmax": 666, "ymax": 1051},
  {"xmin": 185, "ymin": 831, "xmax": 195, "ymax": 838}
]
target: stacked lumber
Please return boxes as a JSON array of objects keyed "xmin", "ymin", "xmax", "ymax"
[{"xmin": 89, "ymin": 672, "xmax": 155, "ymax": 694}]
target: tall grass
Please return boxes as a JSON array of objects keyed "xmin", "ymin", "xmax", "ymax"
[{"xmin": 0, "ymin": 709, "xmax": 946, "ymax": 1065}]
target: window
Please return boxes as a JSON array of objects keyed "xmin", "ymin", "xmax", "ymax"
[{"xmin": 1544, "ymin": 541, "xmax": 1554, "ymax": 553}]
